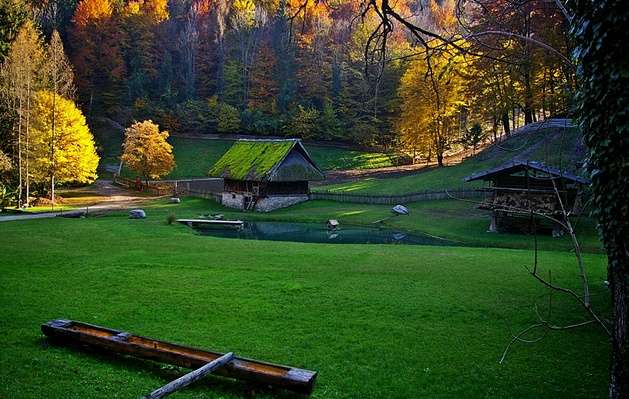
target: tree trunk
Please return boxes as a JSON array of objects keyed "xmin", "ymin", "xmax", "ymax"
[
  {"xmin": 25, "ymin": 78, "xmax": 30, "ymax": 206},
  {"xmin": 17, "ymin": 95, "xmax": 23, "ymax": 207},
  {"xmin": 609, "ymin": 254, "xmax": 629, "ymax": 398},
  {"xmin": 436, "ymin": 153, "xmax": 444, "ymax": 167},
  {"xmin": 214, "ymin": 0, "xmax": 228, "ymax": 100},
  {"xmin": 523, "ymin": 11, "xmax": 534, "ymax": 125},
  {"xmin": 573, "ymin": 1, "xmax": 629, "ymax": 397},
  {"xmin": 501, "ymin": 112, "xmax": 511, "ymax": 136},
  {"xmin": 51, "ymin": 88, "xmax": 56, "ymax": 204}
]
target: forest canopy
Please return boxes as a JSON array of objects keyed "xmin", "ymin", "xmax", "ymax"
[{"xmin": 0, "ymin": 0, "xmax": 573, "ymax": 151}]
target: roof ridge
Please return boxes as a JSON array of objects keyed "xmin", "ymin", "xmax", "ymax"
[
  {"xmin": 236, "ymin": 138, "xmax": 300, "ymax": 142},
  {"xmin": 209, "ymin": 139, "xmax": 323, "ymax": 181},
  {"xmin": 464, "ymin": 159, "xmax": 590, "ymax": 184}
]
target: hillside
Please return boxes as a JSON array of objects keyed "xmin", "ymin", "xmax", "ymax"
[
  {"xmin": 94, "ymin": 122, "xmax": 406, "ymax": 179},
  {"xmin": 316, "ymin": 119, "xmax": 587, "ymax": 195}
]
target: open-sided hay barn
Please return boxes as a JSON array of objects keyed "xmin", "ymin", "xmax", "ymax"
[
  {"xmin": 209, "ymin": 139, "xmax": 324, "ymax": 212},
  {"xmin": 464, "ymin": 160, "xmax": 590, "ymax": 235}
]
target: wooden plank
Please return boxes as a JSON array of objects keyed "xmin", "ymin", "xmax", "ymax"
[
  {"xmin": 41, "ymin": 320, "xmax": 316, "ymax": 395},
  {"xmin": 176, "ymin": 219, "xmax": 243, "ymax": 225},
  {"xmin": 144, "ymin": 352, "xmax": 235, "ymax": 399}
]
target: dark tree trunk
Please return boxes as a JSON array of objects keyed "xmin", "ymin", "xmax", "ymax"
[
  {"xmin": 573, "ymin": 1, "xmax": 629, "ymax": 397},
  {"xmin": 609, "ymin": 257, "xmax": 629, "ymax": 398},
  {"xmin": 436, "ymin": 153, "xmax": 443, "ymax": 167},
  {"xmin": 492, "ymin": 115, "xmax": 498, "ymax": 142},
  {"xmin": 501, "ymin": 112, "xmax": 511, "ymax": 136},
  {"xmin": 523, "ymin": 11, "xmax": 534, "ymax": 125},
  {"xmin": 524, "ymin": 79, "xmax": 534, "ymax": 124}
]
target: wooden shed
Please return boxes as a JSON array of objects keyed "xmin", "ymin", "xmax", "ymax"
[
  {"xmin": 464, "ymin": 160, "xmax": 590, "ymax": 234},
  {"xmin": 209, "ymin": 139, "xmax": 324, "ymax": 212}
]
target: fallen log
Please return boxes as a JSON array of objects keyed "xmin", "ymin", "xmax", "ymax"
[
  {"xmin": 41, "ymin": 319, "xmax": 316, "ymax": 395},
  {"xmin": 145, "ymin": 352, "xmax": 234, "ymax": 399}
]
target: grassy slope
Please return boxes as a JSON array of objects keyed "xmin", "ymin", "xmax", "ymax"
[
  {"xmin": 318, "ymin": 126, "xmax": 584, "ymax": 194},
  {"xmin": 0, "ymin": 198, "xmax": 611, "ymax": 398},
  {"xmin": 94, "ymin": 126, "xmax": 399, "ymax": 179}
]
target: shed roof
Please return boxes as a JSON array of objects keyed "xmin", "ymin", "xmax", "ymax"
[
  {"xmin": 209, "ymin": 139, "xmax": 325, "ymax": 182},
  {"xmin": 464, "ymin": 160, "xmax": 590, "ymax": 184}
]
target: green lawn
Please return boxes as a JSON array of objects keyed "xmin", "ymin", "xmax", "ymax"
[
  {"xmin": 316, "ymin": 161, "xmax": 487, "ymax": 194},
  {"xmin": 0, "ymin": 197, "xmax": 610, "ymax": 398},
  {"xmin": 95, "ymin": 128, "xmax": 401, "ymax": 179},
  {"xmin": 317, "ymin": 126, "xmax": 584, "ymax": 194}
]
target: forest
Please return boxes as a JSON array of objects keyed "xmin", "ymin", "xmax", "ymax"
[
  {"xmin": 1, "ymin": 0, "xmax": 572, "ymax": 152},
  {"xmin": 1, "ymin": 0, "xmax": 628, "ymax": 397}
]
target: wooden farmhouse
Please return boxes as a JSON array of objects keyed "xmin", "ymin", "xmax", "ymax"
[
  {"xmin": 464, "ymin": 160, "xmax": 590, "ymax": 234},
  {"xmin": 209, "ymin": 139, "xmax": 324, "ymax": 212}
]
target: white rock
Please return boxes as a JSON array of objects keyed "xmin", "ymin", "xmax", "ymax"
[
  {"xmin": 392, "ymin": 205, "xmax": 409, "ymax": 215},
  {"xmin": 129, "ymin": 209, "xmax": 146, "ymax": 219}
]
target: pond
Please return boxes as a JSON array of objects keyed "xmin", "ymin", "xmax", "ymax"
[{"xmin": 190, "ymin": 221, "xmax": 459, "ymax": 246}]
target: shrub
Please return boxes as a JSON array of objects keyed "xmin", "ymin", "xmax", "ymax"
[{"xmin": 166, "ymin": 213, "xmax": 176, "ymax": 225}]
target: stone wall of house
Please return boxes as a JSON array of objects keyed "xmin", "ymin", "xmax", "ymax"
[
  {"xmin": 254, "ymin": 195, "xmax": 309, "ymax": 212},
  {"xmin": 221, "ymin": 192, "xmax": 245, "ymax": 209}
]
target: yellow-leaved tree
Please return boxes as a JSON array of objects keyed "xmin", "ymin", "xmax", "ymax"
[
  {"xmin": 0, "ymin": 151, "xmax": 11, "ymax": 175},
  {"xmin": 29, "ymin": 90, "xmax": 100, "ymax": 194},
  {"xmin": 397, "ymin": 42, "xmax": 471, "ymax": 166},
  {"xmin": 121, "ymin": 120, "xmax": 174, "ymax": 183}
]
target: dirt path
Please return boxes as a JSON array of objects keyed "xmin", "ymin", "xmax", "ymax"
[{"xmin": 0, "ymin": 181, "xmax": 160, "ymax": 222}]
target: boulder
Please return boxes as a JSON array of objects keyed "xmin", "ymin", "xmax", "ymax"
[
  {"xmin": 170, "ymin": 197, "xmax": 181, "ymax": 204},
  {"xmin": 129, "ymin": 209, "xmax": 146, "ymax": 219},
  {"xmin": 392, "ymin": 205, "xmax": 409, "ymax": 215}
]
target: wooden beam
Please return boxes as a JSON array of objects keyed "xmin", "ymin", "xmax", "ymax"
[
  {"xmin": 41, "ymin": 320, "xmax": 316, "ymax": 395},
  {"xmin": 144, "ymin": 352, "xmax": 235, "ymax": 399},
  {"xmin": 176, "ymin": 219, "xmax": 243, "ymax": 225}
]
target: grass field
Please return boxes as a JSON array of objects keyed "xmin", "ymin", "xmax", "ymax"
[
  {"xmin": 95, "ymin": 129, "xmax": 401, "ymax": 179},
  {"xmin": 317, "ymin": 126, "xmax": 584, "ymax": 194},
  {"xmin": 0, "ymin": 197, "xmax": 610, "ymax": 398},
  {"xmin": 174, "ymin": 198, "xmax": 603, "ymax": 253}
]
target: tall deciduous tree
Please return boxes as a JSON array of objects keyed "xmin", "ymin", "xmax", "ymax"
[
  {"xmin": 46, "ymin": 30, "xmax": 75, "ymax": 100},
  {"xmin": 397, "ymin": 45, "xmax": 469, "ymax": 166},
  {"xmin": 0, "ymin": 20, "xmax": 47, "ymax": 206},
  {"xmin": 0, "ymin": 0, "xmax": 28, "ymax": 60},
  {"xmin": 121, "ymin": 120, "xmax": 174, "ymax": 182},
  {"xmin": 70, "ymin": 0, "xmax": 125, "ymax": 115},
  {"xmin": 44, "ymin": 29, "xmax": 76, "ymax": 202},
  {"xmin": 29, "ymin": 90, "xmax": 99, "ymax": 188}
]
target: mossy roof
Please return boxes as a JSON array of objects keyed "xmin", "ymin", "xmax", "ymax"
[{"xmin": 209, "ymin": 139, "xmax": 323, "ymax": 181}]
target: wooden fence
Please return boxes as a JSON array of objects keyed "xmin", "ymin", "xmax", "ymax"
[
  {"xmin": 113, "ymin": 175, "xmax": 173, "ymax": 195},
  {"xmin": 113, "ymin": 176, "xmax": 224, "ymax": 197},
  {"xmin": 113, "ymin": 174, "xmax": 483, "ymax": 205},
  {"xmin": 310, "ymin": 188, "xmax": 485, "ymax": 204},
  {"xmin": 180, "ymin": 189, "xmax": 222, "ymax": 203}
]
